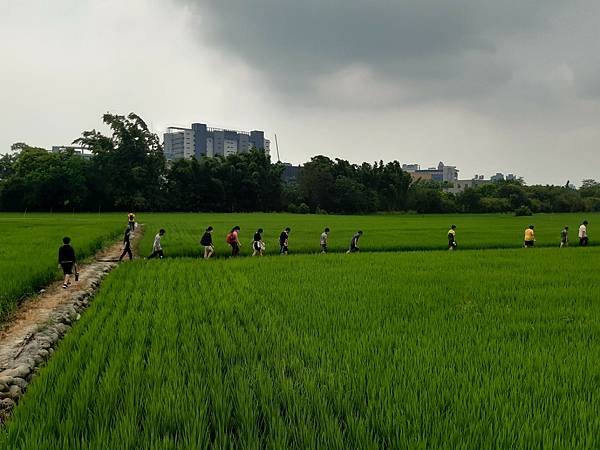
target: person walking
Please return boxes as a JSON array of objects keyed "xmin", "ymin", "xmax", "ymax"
[
  {"xmin": 524, "ymin": 225, "xmax": 535, "ymax": 248},
  {"xmin": 279, "ymin": 227, "xmax": 291, "ymax": 255},
  {"xmin": 118, "ymin": 227, "xmax": 133, "ymax": 261},
  {"xmin": 347, "ymin": 230, "xmax": 363, "ymax": 253},
  {"xmin": 320, "ymin": 227, "xmax": 330, "ymax": 254},
  {"xmin": 560, "ymin": 226, "xmax": 569, "ymax": 248},
  {"xmin": 148, "ymin": 229, "xmax": 166, "ymax": 259},
  {"xmin": 579, "ymin": 220, "xmax": 589, "ymax": 246},
  {"xmin": 128, "ymin": 212, "xmax": 136, "ymax": 232},
  {"xmin": 200, "ymin": 226, "xmax": 215, "ymax": 259},
  {"xmin": 227, "ymin": 226, "xmax": 241, "ymax": 257},
  {"xmin": 448, "ymin": 225, "xmax": 457, "ymax": 250},
  {"xmin": 252, "ymin": 228, "xmax": 265, "ymax": 256},
  {"xmin": 58, "ymin": 237, "xmax": 78, "ymax": 289}
]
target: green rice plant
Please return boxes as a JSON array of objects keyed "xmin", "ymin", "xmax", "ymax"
[
  {"xmin": 3, "ymin": 247, "xmax": 600, "ymax": 448},
  {"xmin": 0, "ymin": 213, "xmax": 126, "ymax": 320}
]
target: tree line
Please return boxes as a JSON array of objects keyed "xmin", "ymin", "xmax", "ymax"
[{"xmin": 1, "ymin": 113, "xmax": 599, "ymax": 214}]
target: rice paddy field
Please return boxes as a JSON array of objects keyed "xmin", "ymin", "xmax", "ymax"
[
  {"xmin": 0, "ymin": 213, "xmax": 124, "ymax": 320},
  {"xmin": 3, "ymin": 249, "xmax": 600, "ymax": 448},
  {"xmin": 1, "ymin": 212, "xmax": 600, "ymax": 448}
]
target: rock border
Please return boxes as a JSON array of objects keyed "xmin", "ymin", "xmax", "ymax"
[{"xmin": 0, "ymin": 267, "xmax": 111, "ymax": 418}]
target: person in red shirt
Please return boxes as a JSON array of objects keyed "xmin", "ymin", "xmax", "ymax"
[{"xmin": 227, "ymin": 226, "xmax": 241, "ymax": 257}]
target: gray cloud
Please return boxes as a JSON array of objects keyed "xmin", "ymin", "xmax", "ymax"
[{"xmin": 182, "ymin": 0, "xmax": 592, "ymax": 106}]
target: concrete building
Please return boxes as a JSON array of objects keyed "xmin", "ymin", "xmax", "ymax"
[
  {"xmin": 163, "ymin": 128, "xmax": 195, "ymax": 160},
  {"xmin": 281, "ymin": 163, "xmax": 302, "ymax": 183},
  {"xmin": 51, "ymin": 146, "xmax": 93, "ymax": 159},
  {"xmin": 403, "ymin": 162, "xmax": 459, "ymax": 183},
  {"xmin": 164, "ymin": 122, "xmax": 270, "ymax": 161}
]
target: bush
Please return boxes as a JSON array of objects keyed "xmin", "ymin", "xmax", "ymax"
[
  {"xmin": 287, "ymin": 203, "xmax": 299, "ymax": 214},
  {"xmin": 315, "ymin": 206, "xmax": 328, "ymax": 215},
  {"xmin": 514, "ymin": 205, "xmax": 533, "ymax": 216},
  {"xmin": 298, "ymin": 203, "xmax": 310, "ymax": 214}
]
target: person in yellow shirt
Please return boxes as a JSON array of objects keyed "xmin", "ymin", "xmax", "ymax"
[
  {"xmin": 448, "ymin": 225, "xmax": 457, "ymax": 250},
  {"xmin": 524, "ymin": 225, "xmax": 535, "ymax": 248}
]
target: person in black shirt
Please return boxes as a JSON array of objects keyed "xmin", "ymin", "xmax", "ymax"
[
  {"xmin": 347, "ymin": 230, "xmax": 363, "ymax": 253},
  {"xmin": 252, "ymin": 228, "xmax": 265, "ymax": 256},
  {"xmin": 118, "ymin": 228, "xmax": 133, "ymax": 261},
  {"xmin": 58, "ymin": 237, "xmax": 78, "ymax": 289},
  {"xmin": 279, "ymin": 227, "xmax": 290, "ymax": 255},
  {"xmin": 200, "ymin": 226, "xmax": 214, "ymax": 259}
]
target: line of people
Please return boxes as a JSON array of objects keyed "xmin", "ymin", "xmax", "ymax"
[
  {"xmin": 142, "ymin": 220, "xmax": 591, "ymax": 260},
  {"xmin": 56, "ymin": 218, "xmax": 592, "ymax": 288},
  {"xmin": 195, "ymin": 226, "xmax": 364, "ymax": 259}
]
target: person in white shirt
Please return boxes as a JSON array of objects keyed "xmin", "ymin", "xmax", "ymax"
[
  {"xmin": 320, "ymin": 228, "xmax": 330, "ymax": 253},
  {"xmin": 579, "ymin": 221, "xmax": 589, "ymax": 246},
  {"xmin": 148, "ymin": 229, "xmax": 166, "ymax": 259}
]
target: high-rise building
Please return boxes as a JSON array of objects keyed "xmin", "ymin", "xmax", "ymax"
[{"xmin": 163, "ymin": 122, "xmax": 270, "ymax": 161}]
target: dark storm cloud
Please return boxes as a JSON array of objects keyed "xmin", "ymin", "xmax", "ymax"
[{"xmin": 181, "ymin": 0, "xmax": 589, "ymax": 105}]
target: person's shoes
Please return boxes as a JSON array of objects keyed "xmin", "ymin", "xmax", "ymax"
[{"xmin": 62, "ymin": 284, "xmax": 68, "ymax": 289}]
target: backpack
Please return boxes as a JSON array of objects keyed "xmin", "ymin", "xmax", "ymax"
[{"xmin": 226, "ymin": 232, "xmax": 236, "ymax": 245}]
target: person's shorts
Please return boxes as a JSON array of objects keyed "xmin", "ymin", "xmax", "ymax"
[
  {"xmin": 349, "ymin": 246, "xmax": 359, "ymax": 253},
  {"xmin": 449, "ymin": 242, "xmax": 457, "ymax": 249},
  {"xmin": 280, "ymin": 245, "xmax": 288, "ymax": 254},
  {"xmin": 580, "ymin": 237, "xmax": 589, "ymax": 246},
  {"xmin": 524, "ymin": 240, "xmax": 534, "ymax": 247},
  {"xmin": 253, "ymin": 242, "xmax": 262, "ymax": 251},
  {"xmin": 321, "ymin": 244, "xmax": 328, "ymax": 253},
  {"xmin": 61, "ymin": 262, "xmax": 74, "ymax": 275}
]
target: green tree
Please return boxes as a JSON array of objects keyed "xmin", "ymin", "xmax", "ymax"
[{"xmin": 74, "ymin": 113, "xmax": 166, "ymax": 210}]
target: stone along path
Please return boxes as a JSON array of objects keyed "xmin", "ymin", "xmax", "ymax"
[{"xmin": 0, "ymin": 227, "xmax": 143, "ymax": 421}]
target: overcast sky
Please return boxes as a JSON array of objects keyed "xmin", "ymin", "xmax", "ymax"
[{"xmin": 1, "ymin": 0, "xmax": 599, "ymax": 185}]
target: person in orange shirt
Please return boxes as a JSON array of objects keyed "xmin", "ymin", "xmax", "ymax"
[{"xmin": 524, "ymin": 225, "xmax": 535, "ymax": 248}]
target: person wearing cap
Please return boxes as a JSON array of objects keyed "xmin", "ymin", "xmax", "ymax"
[
  {"xmin": 524, "ymin": 225, "xmax": 535, "ymax": 248},
  {"xmin": 448, "ymin": 225, "xmax": 457, "ymax": 250},
  {"xmin": 579, "ymin": 220, "xmax": 589, "ymax": 246},
  {"xmin": 127, "ymin": 212, "xmax": 136, "ymax": 232}
]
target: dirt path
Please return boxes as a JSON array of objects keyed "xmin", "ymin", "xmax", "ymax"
[{"xmin": 0, "ymin": 226, "xmax": 143, "ymax": 417}]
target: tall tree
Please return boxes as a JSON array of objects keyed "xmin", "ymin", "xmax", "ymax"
[{"xmin": 74, "ymin": 113, "xmax": 166, "ymax": 210}]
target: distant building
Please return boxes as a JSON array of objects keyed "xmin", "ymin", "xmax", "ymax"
[
  {"xmin": 446, "ymin": 176, "xmax": 492, "ymax": 194},
  {"xmin": 163, "ymin": 122, "xmax": 270, "ymax": 161},
  {"xmin": 403, "ymin": 162, "xmax": 459, "ymax": 183},
  {"xmin": 281, "ymin": 163, "xmax": 302, "ymax": 183},
  {"xmin": 446, "ymin": 173, "xmax": 520, "ymax": 194},
  {"xmin": 490, "ymin": 173, "xmax": 505, "ymax": 182},
  {"xmin": 51, "ymin": 146, "xmax": 93, "ymax": 159}
]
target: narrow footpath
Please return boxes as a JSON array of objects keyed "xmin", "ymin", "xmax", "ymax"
[{"xmin": 0, "ymin": 227, "xmax": 143, "ymax": 421}]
